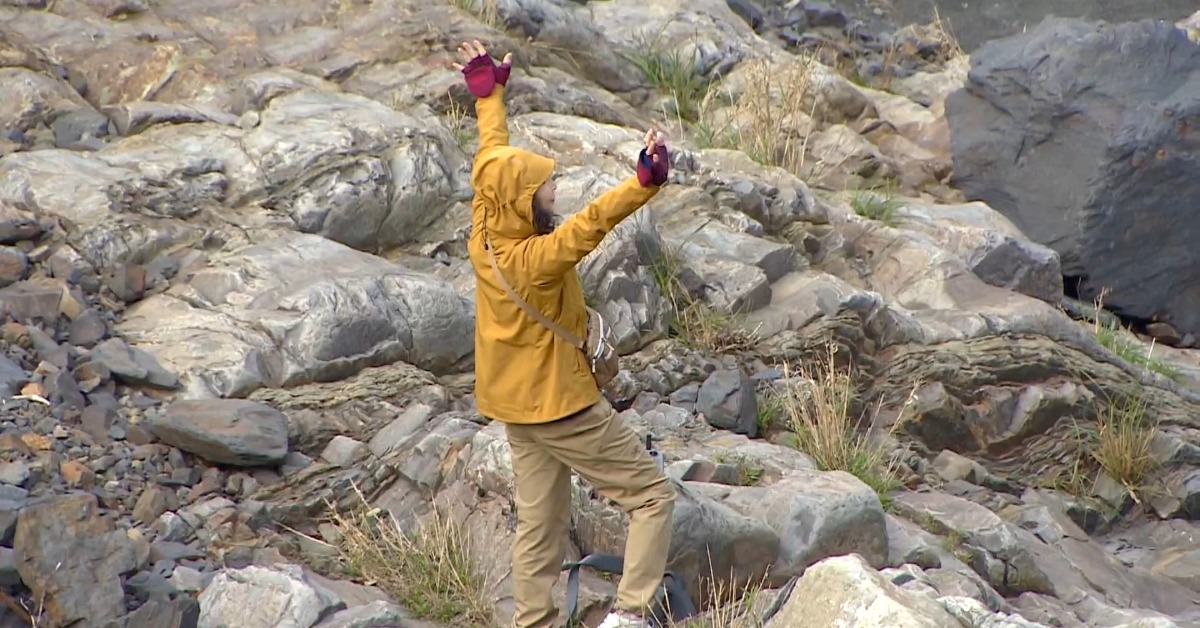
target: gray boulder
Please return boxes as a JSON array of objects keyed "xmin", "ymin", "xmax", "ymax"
[
  {"xmin": 118, "ymin": 232, "xmax": 475, "ymax": 398},
  {"xmin": 148, "ymin": 399, "xmax": 290, "ymax": 467},
  {"xmin": 946, "ymin": 16, "xmax": 1200, "ymax": 333},
  {"xmin": 198, "ymin": 564, "xmax": 345, "ymax": 628}
]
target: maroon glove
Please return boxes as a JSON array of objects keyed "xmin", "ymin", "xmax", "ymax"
[
  {"xmin": 461, "ymin": 53, "xmax": 512, "ymax": 98},
  {"xmin": 637, "ymin": 143, "xmax": 670, "ymax": 187}
]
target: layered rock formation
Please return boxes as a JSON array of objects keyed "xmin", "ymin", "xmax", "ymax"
[{"xmin": 2, "ymin": 1, "xmax": 1200, "ymax": 628}]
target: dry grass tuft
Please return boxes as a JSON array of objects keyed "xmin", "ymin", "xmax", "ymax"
[
  {"xmin": 0, "ymin": 589, "xmax": 41, "ymax": 627},
  {"xmin": 668, "ymin": 559, "xmax": 771, "ymax": 628},
  {"xmin": 690, "ymin": 57, "xmax": 819, "ymax": 176},
  {"xmin": 1090, "ymin": 392, "xmax": 1159, "ymax": 501},
  {"xmin": 650, "ymin": 246, "xmax": 759, "ymax": 353},
  {"xmin": 327, "ymin": 487, "xmax": 494, "ymax": 627},
  {"xmin": 1047, "ymin": 386, "xmax": 1161, "ymax": 505},
  {"xmin": 443, "ymin": 92, "xmax": 476, "ymax": 147},
  {"xmin": 775, "ymin": 345, "xmax": 908, "ymax": 507},
  {"xmin": 926, "ymin": 8, "xmax": 966, "ymax": 65},
  {"xmin": 448, "ymin": 0, "xmax": 501, "ymax": 29}
]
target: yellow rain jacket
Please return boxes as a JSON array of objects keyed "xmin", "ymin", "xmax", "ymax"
[{"xmin": 467, "ymin": 86, "xmax": 663, "ymax": 424}]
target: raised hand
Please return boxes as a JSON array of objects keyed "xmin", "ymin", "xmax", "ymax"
[
  {"xmin": 452, "ymin": 39, "xmax": 513, "ymax": 98},
  {"xmin": 637, "ymin": 127, "xmax": 670, "ymax": 187}
]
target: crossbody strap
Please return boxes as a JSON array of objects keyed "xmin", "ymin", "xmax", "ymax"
[{"xmin": 484, "ymin": 232, "xmax": 585, "ymax": 350}]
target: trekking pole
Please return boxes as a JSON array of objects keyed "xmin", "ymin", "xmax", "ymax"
[{"xmin": 645, "ymin": 434, "xmax": 664, "ymax": 472}]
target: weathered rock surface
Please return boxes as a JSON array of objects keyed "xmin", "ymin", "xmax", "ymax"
[
  {"xmin": 2, "ymin": 0, "xmax": 1200, "ymax": 627},
  {"xmin": 198, "ymin": 564, "xmax": 345, "ymax": 628},
  {"xmin": 13, "ymin": 493, "xmax": 144, "ymax": 626},
  {"xmin": 767, "ymin": 553, "xmax": 960, "ymax": 627},
  {"xmin": 148, "ymin": 400, "xmax": 290, "ymax": 467},
  {"xmin": 118, "ymin": 233, "xmax": 474, "ymax": 399},
  {"xmin": 946, "ymin": 16, "xmax": 1200, "ymax": 334}
]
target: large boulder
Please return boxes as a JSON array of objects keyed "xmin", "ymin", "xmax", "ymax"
[
  {"xmin": 118, "ymin": 232, "xmax": 475, "ymax": 399},
  {"xmin": 766, "ymin": 554, "xmax": 960, "ymax": 628},
  {"xmin": 945, "ymin": 17, "xmax": 1200, "ymax": 334}
]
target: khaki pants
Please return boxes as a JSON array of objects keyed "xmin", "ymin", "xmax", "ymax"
[{"xmin": 505, "ymin": 398, "xmax": 676, "ymax": 628}]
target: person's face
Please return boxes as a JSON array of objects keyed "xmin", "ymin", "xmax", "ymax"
[
  {"xmin": 534, "ymin": 177, "xmax": 556, "ymax": 213},
  {"xmin": 532, "ymin": 178, "xmax": 558, "ymax": 235}
]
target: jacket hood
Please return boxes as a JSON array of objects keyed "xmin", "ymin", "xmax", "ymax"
[{"xmin": 471, "ymin": 145, "xmax": 556, "ymax": 240}]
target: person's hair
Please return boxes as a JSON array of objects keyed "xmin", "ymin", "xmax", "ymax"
[{"xmin": 532, "ymin": 196, "xmax": 559, "ymax": 235}]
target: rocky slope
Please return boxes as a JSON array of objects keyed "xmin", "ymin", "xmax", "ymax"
[{"xmin": 2, "ymin": 1, "xmax": 1200, "ymax": 627}]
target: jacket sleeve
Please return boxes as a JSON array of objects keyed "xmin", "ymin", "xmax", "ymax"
[
  {"xmin": 515, "ymin": 176, "xmax": 661, "ymax": 283},
  {"xmin": 474, "ymin": 85, "xmax": 509, "ymax": 151}
]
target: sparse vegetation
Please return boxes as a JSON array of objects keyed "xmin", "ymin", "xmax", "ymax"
[
  {"xmin": 1090, "ymin": 392, "xmax": 1160, "ymax": 501},
  {"xmin": 1089, "ymin": 289, "xmax": 1181, "ymax": 381},
  {"xmin": 940, "ymin": 528, "xmax": 970, "ymax": 561},
  {"xmin": 926, "ymin": 8, "xmax": 967, "ymax": 66},
  {"xmin": 711, "ymin": 451, "xmax": 765, "ymax": 486},
  {"xmin": 1038, "ymin": 450, "xmax": 1092, "ymax": 497},
  {"xmin": 686, "ymin": 58, "xmax": 821, "ymax": 182},
  {"xmin": 911, "ymin": 513, "xmax": 975, "ymax": 565},
  {"xmin": 1092, "ymin": 320, "xmax": 1181, "ymax": 381},
  {"xmin": 1039, "ymin": 388, "xmax": 1161, "ymax": 506},
  {"xmin": 775, "ymin": 346, "xmax": 907, "ymax": 508},
  {"xmin": 443, "ymin": 93, "xmax": 476, "ymax": 147},
  {"xmin": 833, "ymin": 7, "xmax": 966, "ymax": 92},
  {"xmin": 0, "ymin": 588, "xmax": 42, "ymax": 627},
  {"xmin": 668, "ymin": 559, "xmax": 771, "ymax": 628},
  {"xmin": 626, "ymin": 28, "xmax": 713, "ymax": 121},
  {"xmin": 755, "ymin": 387, "xmax": 786, "ymax": 434},
  {"xmin": 849, "ymin": 180, "xmax": 904, "ymax": 226},
  {"xmin": 447, "ymin": 0, "xmax": 501, "ymax": 29},
  {"xmin": 328, "ymin": 488, "xmax": 494, "ymax": 627},
  {"xmin": 650, "ymin": 246, "xmax": 759, "ymax": 353}
]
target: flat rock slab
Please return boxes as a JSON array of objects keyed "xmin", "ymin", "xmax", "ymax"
[
  {"xmin": 0, "ymin": 279, "xmax": 66, "ymax": 322},
  {"xmin": 148, "ymin": 399, "xmax": 290, "ymax": 466},
  {"xmin": 90, "ymin": 337, "xmax": 180, "ymax": 389},
  {"xmin": 13, "ymin": 493, "xmax": 144, "ymax": 626},
  {"xmin": 118, "ymin": 232, "xmax": 474, "ymax": 399}
]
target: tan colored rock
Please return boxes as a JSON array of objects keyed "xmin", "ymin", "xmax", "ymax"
[
  {"xmin": 890, "ymin": 55, "xmax": 970, "ymax": 110},
  {"xmin": 807, "ymin": 124, "xmax": 895, "ymax": 182},
  {"xmin": 861, "ymin": 87, "xmax": 952, "ymax": 159},
  {"xmin": 59, "ymin": 459, "xmax": 96, "ymax": 489},
  {"xmin": 767, "ymin": 553, "xmax": 959, "ymax": 627},
  {"xmin": 867, "ymin": 129, "xmax": 951, "ymax": 191},
  {"xmin": 896, "ymin": 199, "xmax": 1064, "ymax": 302},
  {"xmin": 1179, "ymin": 10, "xmax": 1200, "ymax": 43},
  {"xmin": 0, "ymin": 67, "xmax": 94, "ymax": 137}
]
